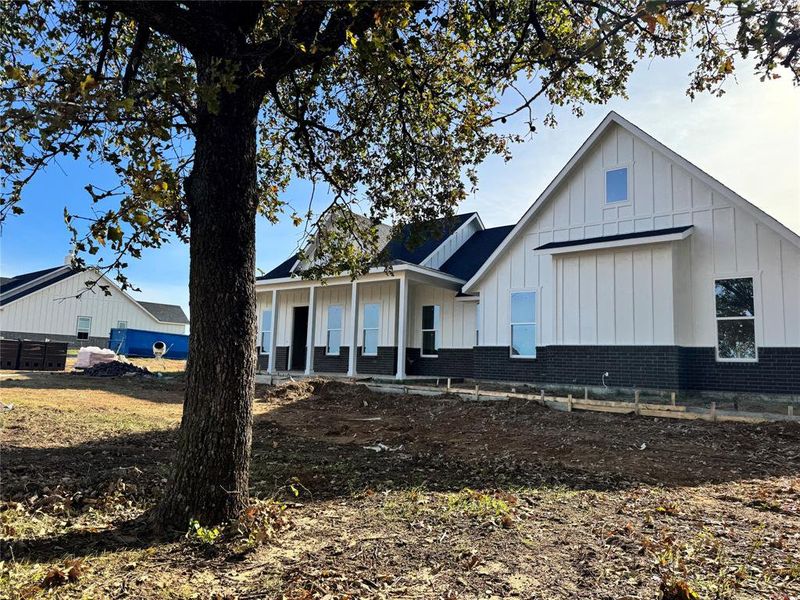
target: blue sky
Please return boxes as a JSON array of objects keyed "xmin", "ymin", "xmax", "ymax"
[{"xmin": 2, "ymin": 55, "xmax": 798, "ymax": 314}]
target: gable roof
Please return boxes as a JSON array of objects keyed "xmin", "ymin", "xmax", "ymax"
[
  {"xmin": 463, "ymin": 111, "xmax": 800, "ymax": 292},
  {"xmin": 0, "ymin": 265, "xmax": 189, "ymax": 324},
  {"xmin": 258, "ymin": 213, "xmax": 477, "ymax": 281},
  {"xmin": 440, "ymin": 225, "xmax": 514, "ymax": 281},
  {"xmin": 138, "ymin": 301, "xmax": 189, "ymax": 325}
]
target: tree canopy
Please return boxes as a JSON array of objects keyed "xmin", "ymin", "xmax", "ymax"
[
  {"xmin": 3, "ymin": 1, "xmax": 798, "ymax": 285},
  {"xmin": 2, "ymin": 0, "xmax": 798, "ymax": 526}
]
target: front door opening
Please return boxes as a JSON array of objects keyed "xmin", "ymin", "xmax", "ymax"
[{"xmin": 290, "ymin": 306, "xmax": 309, "ymax": 371}]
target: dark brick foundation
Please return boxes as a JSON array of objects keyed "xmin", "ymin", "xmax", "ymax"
[
  {"xmin": 473, "ymin": 345, "xmax": 799, "ymax": 394},
  {"xmin": 275, "ymin": 346, "xmax": 289, "ymax": 371},
  {"xmin": 313, "ymin": 346, "xmax": 349, "ymax": 373},
  {"xmin": 407, "ymin": 347, "xmax": 475, "ymax": 378},
  {"xmin": 357, "ymin": 346, "xmax": 397, "ymax": 375}
]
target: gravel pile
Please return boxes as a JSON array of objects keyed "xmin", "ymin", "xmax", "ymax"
[{"xmin": 79, "ymin": 361, "xmax": 151, "ymax": 377}]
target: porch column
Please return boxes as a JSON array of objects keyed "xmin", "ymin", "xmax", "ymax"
[
  {"xmin": 347, "ymin": 281, "xmax": 359, "ymax": 377},
  {"xmin": 304, "ymin": 285, "xmax": 316, "ymax": 375},
  {"xmin": 267, "ymin": 288, "xmax": 278, "ymax": 373},
  {"xmin": 395, "ymin": 275, "xmax": 408, "ymax": 380}
]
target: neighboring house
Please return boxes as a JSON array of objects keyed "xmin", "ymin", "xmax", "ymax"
[
  {"xmin": 0, "ymin": 262, "xmax": 189, "ymax": 346},
  {"xmin": 255, "ymin": 111, "xmax": 800, "ymax": 395}
]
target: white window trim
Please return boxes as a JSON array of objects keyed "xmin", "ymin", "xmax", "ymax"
[
  {"xmin": 326, "ymin": 304, "xmax": 343, "ymax": 356},
  {"xmin": 362, "ymin": 303, "xmax": 380, "ymax": 356},
  {"xmin": 421, "ymin": 304, "xmax": 440, "ymax": 358},
  {"xmin": 713, "ymin": 275, "xmax": 759, "ymax": 363},
  {"xmin": 509, "ymin": 290, "xmax": 537, "ymax": 359},
  {"xmin": 259, "ymin": 308, "xmax": 273, "ymax": 355},
  {"xmin": 76, "ymin": 315, "xmax": 92, "ymax": 339},
  {"xmin": 604, "ymin": 163, "xmax": 633, "ymax": 207}
]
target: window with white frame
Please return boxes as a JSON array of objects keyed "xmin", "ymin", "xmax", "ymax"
[
  {"xmin": 260, "ymin": 309, "xmax": 272, "ymax": 354},
  {"xmin": 117, "ymin": 320, "xmax": 128, "ymax": 329},
  {"xmin": 605, "ymin": 167, "xmax": 628, "ymax": 204},
  {"xmin": 475, "ymin": 302, "xmax": 481, "ymax": 346},
  {"xmin": 362, "ymin": 303, "xmax": 380, "ymax": 356},
  {"xmin": 76, "ymin": 316, "xmax": 92, "ymax": 340},
  {"xmin": 327, "ymin": 305, "xmax": 343, "ymax": 355},
  {"xmin": 421, "ymin": 305, "xmax": 440, "ymax": 356},
  {"xmin": 510, "ymin": 291, "xmax": 536, "ymax": 358},
  {"xmin": 715, "ymin": 277, "xmax": 756, "ymax": 361}
]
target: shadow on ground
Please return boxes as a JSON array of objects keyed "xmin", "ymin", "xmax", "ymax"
[{"xmin": 4, "ymin": 379, "xmax": 800, "ymax": 565}]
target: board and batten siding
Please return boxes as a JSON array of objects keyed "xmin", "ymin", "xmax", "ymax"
[
  {"xmin": 422, "ymin": 217, "xmax": 482, "ymax": 270},
  {"xmin": 407, "ymin": 283, "xmax": 478, "ymax": 349},
  {"xmin": 259, "ymin": 279, "xmax": 400, "ymax": 349},
  {"xmin": 0, "ymin": 272, "xmax": 186, "ymax": 337},
  {"xmin": 476, "ymin": 122, "xmax": 800, "ymax": 349}
]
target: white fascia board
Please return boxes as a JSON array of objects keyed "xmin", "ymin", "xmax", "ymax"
[
  {"xmin": 0, "ymin": 265, "xmax": 71, "ymax": 304},
  {"xmin": 255, "ymin": 262, "xmax": 465, "ymax": 291},
  {"xmin": 462, "ymin": 113, "xmax": 618, "ymax": 293},
  {"xmin": 419, "ymin": 213, "xmax": 484, "ymax": 268},
  {"xmin": 463, "ymin": 110, "xmax": 800, "ymax": 293},
  {"xmin": 455, "ymin": 294, "xmax": 480, "ymax": 302},
  {"xmin": 533, "ymin": 228, "xmax": 692, "ymax": 256}
]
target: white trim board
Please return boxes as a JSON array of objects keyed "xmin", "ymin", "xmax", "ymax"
[
  {"xmin": 533, "ymin": 227, "xmax": 693, "ymax": 256},
  {"xmin": 463, "ymin": 111, "xmax": 800, "ymax": 293}
]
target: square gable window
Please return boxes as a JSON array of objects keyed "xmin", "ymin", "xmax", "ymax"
[{"xmin": 606, "ymin": 167, "xmax": 628, "ymax": 204}]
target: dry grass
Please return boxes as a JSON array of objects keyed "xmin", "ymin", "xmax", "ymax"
[{"xmin": 1, "ymin": 376, "xmax": 799, "ymax": 599}]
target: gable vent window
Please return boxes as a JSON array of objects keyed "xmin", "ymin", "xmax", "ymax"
[
  {"xmin": 76, "ymin": 316, "xmax": 92, "ymax": 340},
  {"xmin": 421, "ymin": 305, "xmax": 440, "ymax": 357},
  {"xmin": 362, "ymin": 303, "xmax": 380, "ymax": 356},
  {"xmin": 117, "ymin": 321, "xmax": 128, "ymax": 330},
  {"xmin": 327, "ymin": 305, "xmax": 343, "ymax": 356},
  {"xmin": 605, "ymin": 167, "xmax": 629, "ymax": 204},
  {"xmin": 715, "ymin": 278, "xmax": 757, "ymax": 361}
]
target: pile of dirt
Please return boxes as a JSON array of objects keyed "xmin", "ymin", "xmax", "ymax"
[{"xmin": 77, "ymin": 360, "xmax": 152, "ymax": 378}]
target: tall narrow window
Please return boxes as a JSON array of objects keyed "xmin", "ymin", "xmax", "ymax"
[
  {"xmin": 421, "ymin": 305, "xmax": 440, "ymax": 356},
  {"xmin": 715, "ymin": 278, "xmax": 756, "ymax": 361},
  {"xmin": 475, "ymin": 302, "xmax": 481, "ymax": 346},
  {"xmin": 510, "ymin": 291, "xmax": 536, "ymax": 358},
  {"xmin": 605, "ymin": 167, "xmax": 628, "ymax": 204},
  {"xmin": 327, "ymin": 305, "xmax": 343, "ymax": 355},
  {"xmin": 260, "ymin": 309, "xmax": 272, "ymax": 354},
  {"xmin": 362, "ymin": 303, "xmax": 380, "ymax": 356},
  {"xmin": 76, "ymin": 316, "xmax": 92, "ymax": 340}
]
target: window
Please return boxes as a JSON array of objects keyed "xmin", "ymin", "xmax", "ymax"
[
  {"xmin": 362, "ymin": 303, "xmax": 380, "ymax": 356},
  {"xmin": 715, "ymin": 277, "xmax": 756, "ymax": 361},
  {"xmin": 605, "ymin": 167, "xmax": 628, "ymax": 204},
  {"xmin": 117, "ymin": 321, "xmax": 128, "ymax": 329},
  {"xmin": 327, "ymin": 305, "xmax": 343, "ymax": 355},
  {"xmin": 260, "ymin": 309, "xmax": 272, "ymax": 354},
  {"xmin": 421, "ymin": 305, "xmax": 440, "ymax": 356},
  {"xmin": 510, "ymin": 291, "xmax": 536, "ymax": 358},
  {"xmin": 475, "ymin": 302, "xmax": 481, "ymax": 346},
  {"xmin": 76, "ymin": 316, "xmax": 92, "ymax": 340}
]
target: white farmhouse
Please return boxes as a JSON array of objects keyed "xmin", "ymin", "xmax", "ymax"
[
  {"xmin": 255, "ymin": 112, "xmax": 800, "ymax": 395},
  {"xmin": 0, "ymin": 262, "xmax": 189, "ymax": 346}
]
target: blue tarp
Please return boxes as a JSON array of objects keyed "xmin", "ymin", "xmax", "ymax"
[{"xmin": 108, "ymin": 328, "xmax": 189, "ymax": 359}]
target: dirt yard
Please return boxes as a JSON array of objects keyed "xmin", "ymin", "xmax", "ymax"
[{"xmin": 1, "ymin": 371, "xmax": 799, "ymax": 599}]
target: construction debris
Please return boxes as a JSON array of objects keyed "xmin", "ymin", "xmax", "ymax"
[{"xmin": 77, "ymin": 360, "xmax": 152, "ymax": 378}]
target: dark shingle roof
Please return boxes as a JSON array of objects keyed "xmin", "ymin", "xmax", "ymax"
[
  {"xmin": 138, "ymin": 301, "xmax": 190, "ymax": 324},
  {"xmin": 0, "ymin": 266, "xmax": 76, "ymax": 306},
  {"xmin": 257, "ymin": 254, "xmax": 298, "ymax": 281},
  {"xmin": 257, "ymin": 213, "xmax": 477, "ymax": 281},
  {"xmin": 379, "ymin": 213, "xmax": 476, "ymax": 265},
  {"xmin": 440, "ymin": 225, "xmax": 515, "ymax": 281},
  {"xmin": 534, "ymin": 225, "xmax": 693, "ymax": 251}
]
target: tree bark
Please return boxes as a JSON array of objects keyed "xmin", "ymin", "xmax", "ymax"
[{"xmin": 156, "ymin": 61, "xmax": 262, "ymax": 528}]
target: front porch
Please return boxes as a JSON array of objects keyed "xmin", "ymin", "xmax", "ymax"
[{"xmin": 255, "ymin": 265, "xmax": 467, "ymax": 380}]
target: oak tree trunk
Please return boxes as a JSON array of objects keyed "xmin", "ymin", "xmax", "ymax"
[{"xmin": 156, "ymin": 62, "xmax": 262, "ymax": 528}]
